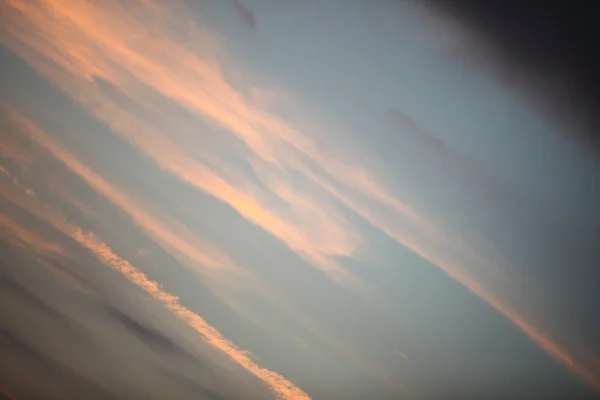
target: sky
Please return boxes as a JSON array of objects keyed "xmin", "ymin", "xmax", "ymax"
[{"xmin": 1, "ymin": 1, "xmax": 600, "ymax": 399}]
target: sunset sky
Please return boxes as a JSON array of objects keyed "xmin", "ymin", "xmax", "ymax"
[{"xmin": 1, "ymin": 1, "xmax": 600, "ymax": 399}]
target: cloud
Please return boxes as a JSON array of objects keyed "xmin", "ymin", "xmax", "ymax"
[
  {"xmin": 2, "ymin": 0, "xmax": 600, "ymax": 392},
  {"xmin": 387, "ymin": 107, "xmax": 554, "ymax": 240},
  {"xmin": 234, "ymin": 0, "xmax": 257, "ymax": 30},
  {"xmin": 0, "ymin": 109, "xmax": 415, "ymax": 398},
  {"xmin": 0, "ymin": 245, "xmax": 272, "ymax": 400},
  {"xmin": 0, "ymin": 182, "xmax": 310, "ymax": 400},
  {"xmin": 73, "ymin": 228, "xmax": 310, "ymax": 400},
  {"xmin": 0, "ymin": 212, "xmax": 65, "ymax": 256},
  {"xmin": 388, "ymin": 108, "xmax": 448, "ymax": 156},
  {"xmin": 104, "ymin": 303, "xmax": 211, "ymax": 370},
  {"xmin": 0, "ymin": 274, "xmax": 64, "ymax": 322},
  {"xmin": 0, "ymin": 0, "xmax": 396, "ymax": 295},
  {"xmin": 415, "ymin": 0, "xmax": 600, "ymax": 149}
]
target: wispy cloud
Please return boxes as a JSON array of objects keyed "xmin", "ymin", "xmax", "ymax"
[
  {"xmin": 72, "ymin": 228, "xmax": 310, "ymax": 400},
  {"xmin": 0, "ymin": 212, "xmax": 65, "ymax": 256},
  {"xmin": 0, "ymin": 0, "xmax": 396, "ymax": 294},
  {"xmin": 0, "ymin": 174, "xmax": 310, "ymax": 400},
  {"xmin": 388, "ymin": 108, "xmax": 448, "ymax": 156},
  {"xmin": 3, "ymin": 105, "xmax": 302, "ymax": 342},
  {"xmin": 0, "ymin": 108, "xmax": 415, "ymax": 398},
  {"xmin": 2, "ymin": 0, "xmax": 600, "ymax": 392},
  {"xmin": 394, "ymin": 350, "xmax": 409, "ymax": 360},
  {"xmin": 387, "ymin": 107, "xmax": 555, "ymax": 244},
  {"xmin": 234, "ymin": 0, "xmax": 257, "ymax": 30}
]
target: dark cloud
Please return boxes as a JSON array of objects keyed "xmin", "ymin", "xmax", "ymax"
[
  {"xmin": 0, "ymin": 328, "xmax": 123, "ymax": 400},
  {"xmin": 234, "ymin": 0, "xmax": 256, "ymax": 30},
  {"xmin": 387, "ymin": 108, "xmax": 448, "ymax": 156},
  {"xmin": 104, "ymin": 303, "xmax": 205, "ymax": 370},
  {"xmin": 0, "ymin": 208, "xmax": 273, "ymax": 400},
  {"xmin": 422, "ymin": 0, "xmax": 600, "ymax": 150},
  {"xmin": 160, "ymin": 368, "xmax": 229, "ymax": 400},
  {"xmin": 0, "ymin": 273, "xmax": 63, "ymax": 320},
  {"xmin": 106, "ymin": 304, "xmax": 182, "ymax": 353}
]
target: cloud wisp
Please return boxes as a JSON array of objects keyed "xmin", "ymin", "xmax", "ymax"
[
  {"xmin": 10, "ymin": 106, "xmax": 422, "ymax": 398},
  {"xmin": 387, "ymin": 107, "xmax": 546, "ymax": 221},
  {"xmin": 0, "ymin": 167, "xmax": 310, "ymax": 400},
  {"xmin": 0, "ymin": 0, "xmax": 415, "ymax": 296},
  {"xmin": 234, "ymin": 0, "xmax": 257, "ymax": 30},
  {"xmin": 2, "ymin": 0, "xmax": 600, "ymax": 392}
]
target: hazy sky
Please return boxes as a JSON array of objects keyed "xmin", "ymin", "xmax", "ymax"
[{"xmin": 1, "ymin": 1, "xmax": 600, "ymax": 399}]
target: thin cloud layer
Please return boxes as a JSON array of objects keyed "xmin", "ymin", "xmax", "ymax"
[
  {"xmin": 71, "ymin": 230, "xmax": 310, "ymax": 400},
  {"xmin": 0, "ymin": 172, "xmax": 310, "ymax": 400},
  {"xmin": 1, "ymin": 106, "xmax": 416, "ymax": 398},
  {"xmin": 387, "ymin": 107, "xmax": 551, "ymax": 229},
  {"xmin": 2, "ymin": 0, "xmax": 600, "ymax": 395},
  {"xmin": 0, "ymin": 0, "xmax": 410, "ymax": 294},
  {"xmin": 0, "ymin": 212, "xmax": 65, "ymax": 257},
  {"xmin": 0, "ymin": 211, "xmax": 277, "ymax": 400}
]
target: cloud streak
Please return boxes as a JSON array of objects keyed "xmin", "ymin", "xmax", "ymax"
[
  {"xmin": 0, "ymin": 0, "xmax": 409, "ymax": 295},
  {"xmin": 2, "ymin": 108, "xmax": 418, "ymax": 399},
  {"xmin": 71, "ymin": 228, "xmax": 310, "ymax": 400},
  {"xmin": 0, "ymin": 168, "xmax": 310, "ymax": 400},
  {"xmin": 0, "ymin": 212, "xmax": 65, "ymax": 257},
  {"xmin": 2, "ymin": 0, "xmax": 600, "ymax": 392},
  {"xmin": 234, "ymin": 0, "xmax": 257, "ymax": 30},
  {"xmin": 387, "ymin": 107, "xmax": 557, "ymax": 246},
  {"xmin": 1, "ymin": 102, "xmax": 419, "ymax": 397}
]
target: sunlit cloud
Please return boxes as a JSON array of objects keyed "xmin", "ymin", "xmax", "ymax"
[
  {"xmin": 0, "ymin": 0, "xmax": 387, "ymax": 294},
  {"xmin": 2, "ymin": 0, "xmax": 600, "ymax": 392},
  {"xmin": 2, "ymin": 106, "xmax": 291, "ymax": 331},
  {"xmin": 0, "ymin": 164, "xmax": 36, "ymax": 199},
  {"xmin": 0, "ymin": 177, "xmax": 310, "ymax": 400},
  {"xmin": 0, "ymin": 212, "xmax": 65, "ymax": 257},
  {"xmin": 0, "ymin": 209, "xmax": 96, "ymax": 295},
  {"xmin": 2, "ymin": 107, "xmax": 417, "ymax": 398},
  {"xmin": 71, "ymin": 228, "xmax": 310, "ymax": 400},
  {"xmin": 1, "ymin": 137, "xmax": 33, "ymax": 170}
]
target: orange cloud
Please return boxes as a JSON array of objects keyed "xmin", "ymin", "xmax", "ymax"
[
  {"xmin": 1, "ymin": 138, "xmax": 32, "ymax": 170},
  {"xmin": 6, "ymin": 110, "xmax": 240, "ymax": 274},
  {"xmin": 0, "ymin": 0, "xmax": 376, "ymax": 293},
  {"xmin": 0, "ymin": 212, "xmax": 65, "ymax": 256},
  {"xmin": 3, "ymin": 0, "xmax": 600, "ymax": 391},
  {"xmin": 71, "ymin": 227, "xmax": 310, "ymax": 400},
  {"xmin": 0, "ymin": 180, "xmax": 36, "ymax": 200},
  {"xmin": 1, "ymin": 109, "xmax": 415, "ymax": 397},
  {"xmin": 0, "ymin": 175, "xmax": 309, "ymax": 400},
  {"xmin": 4, "ymin": 107, "xmax": 300, "ymax": 338}
]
